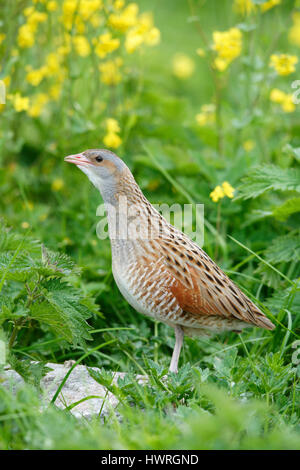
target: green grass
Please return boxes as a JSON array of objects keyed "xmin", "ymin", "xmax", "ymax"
[{"xmin": 0, "ymin": 0, "xmax": 299, "ymax": 450}]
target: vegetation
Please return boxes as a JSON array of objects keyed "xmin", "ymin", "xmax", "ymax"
[{"xmin": 0, "ymin": 0, "xmax": 299, "ymax": 450}]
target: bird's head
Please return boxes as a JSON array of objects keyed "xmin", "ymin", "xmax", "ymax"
[{"xmin": 64, "ymin": 149, "xmax": 128, "ymax": 199}]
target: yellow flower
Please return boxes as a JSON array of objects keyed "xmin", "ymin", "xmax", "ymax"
[
  {"xmin": 9, "ymin": 93, "xmax": 30, "ymax": 112},
  {"xmin": 195, "ymin": 104, "xmax": 216, "ymax": 126},
  {"xmin": 57, "ymin": 42, "xmax": 71, "ymax": 57},
  {"xmin": 270, "ymin": 88, "xmax": 296, "ymax": 113},
  {"xmin": 243, "ymin": 140, "xmax": 255, "ymax": 152},
  {"xmin": 27, "ymin": 11, "xmax": 47, "ymax": 28},
  {"xmin": 21, "ymin": 222, "xmax": 30, "ymax": 229},
  {"xmin": 44, "ymin": 52, "xmax": 61, "ymax": 75},
  {"xmin": 222, "ymin": 181, "xmax": 234, "ymax": 199},
  {"xmin": 73, "ymin": 35, "xmax": 91, "ymax": 57},
  {"xmin": 26, "ymin": 67, "xmax": 46, "ymax": 86},
  {"xmin": 270, "ymin": 88, "xmax": 286, "ymax": 103},
  {"xmin": 104, "ymin": 118, "xmax": 122, "ymax": 149},
  {"xmin": 144, "ymin": 27, "xmax": 160, "ymax": 46},
  {"xmin": 269, "ymin": 54, "xmax": 298, "ymax": 76},
  {"xmin": 108, "ymin": 3, "xmax": 139, "ymax": 32},
  {"xmin": 210, "ymin": 185, "xmax": 224, "ymax": 203},
  {"xmin": 23, "ymin": 201, "xmax": 34, "ymax": 211},
  {"xmin": 94, "ymin": 32, "xmax": 120, "ymax": 58},
  {"xmin": 260, "ymin": 0, "xmax": 281, "ymax": 12},
  {"xmin": 27, "ymin": 93, "xmax": 49, "ymax": 117},
  {"xmin": 89, "ymin": 15, "xmax": 102, "ymax": 28},
  {"xmin": 52, "ymin": 178, "xmax": 64, "ymax": 191},
  {"xmin": 49, "ymin": 83, "xmax": 62, "ymax": 100},
  {"xmin": 18, "ymin": 10, "xmax": 47, "ymax": 48},
  {"xmin": 79, "ymin": 0, "xmax": 103, "ymax": 21},
  {"xmin": 123, "ymin": 10, "xmax": 160, "ymax": 53},
  {"xmin": 125, "ymin": 29, "xmax": 144, "ymax": 53},
  {"xmin": 114, "ymin": 0, "xmax": 125, "ymax": 10},
  {"xmin": 234, "ymin": 0, "xmax": 255, "ymax": 15},
  {"xmin": 61, "ymin": 0, "xmax": 77, "ymax": 30},
  {"xmin": 103, "ymin": 132, "xmax": 122, "ymax": 149},
  {"xmin": 18, "ymin": 24, "xmax": 35, "ymax": 48},
  {"xmin": 210, "ymin": 182, "xmax": 235, "ymax": 202},
  {"xmin": 289, "ymin": 12, "xmax": 300, "ymax": 47},
  {"xmin": 212, "ymin": 27, "xmax": 242, "ymax": 71},
  {"xmin": 99, "ymin": 58, "xmax": 123, "ymax": 85},
  {"xmin": 47, "ymin": 0, "xmax": 58, "ymax": 11},
  {"xmin": 0, "ymin": 33, "xmax": 6, "ymax": 45},
  {"xmin": 61, "ymin": 0, "xmax": 102, "ymax": 30},
  {"xmin": 172, "ymin": 54, "xmax": 195, "ymax": 79},
  {"xmin": 106, "ymin": 118, "xmax": 120, "ymax": 134},
  {"xmin": 281, "ymin": 95, "xmax": 296, "ymax": 113},
  {"xmin": 24, "ymin": 6, "xmax": 34, "ymax": 16},
  {"xmin": 196, "ymin": 48, "xmax": 206, "ymax": 57}
]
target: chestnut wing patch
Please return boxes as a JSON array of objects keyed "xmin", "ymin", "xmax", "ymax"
[{"xmin": 155, "ymin": 233, "xmax": 274, "ymax": 329}]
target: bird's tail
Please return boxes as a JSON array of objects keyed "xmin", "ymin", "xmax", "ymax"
[{"xmin": 250, "ymin": 305, "xmax": 275, "ymax": 330}]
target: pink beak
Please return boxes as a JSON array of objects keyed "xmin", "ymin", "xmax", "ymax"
[{"xmin": 64, "ymin": 153, "xmax": 93, "ymax": 166}]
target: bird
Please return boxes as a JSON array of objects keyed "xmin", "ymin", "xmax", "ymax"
[{"xmin": 65, "ymin": 149, "xmax": 275, "ymax": 373}]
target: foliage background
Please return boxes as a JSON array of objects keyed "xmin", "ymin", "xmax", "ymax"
[{"xmin": 0, "ymin": 0, "xmax": 299, "ymax": 450}]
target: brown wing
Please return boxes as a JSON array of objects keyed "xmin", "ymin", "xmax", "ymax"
[{"xmin": 151, "ymin": 232, "xmax": 275, "ymax": 331}]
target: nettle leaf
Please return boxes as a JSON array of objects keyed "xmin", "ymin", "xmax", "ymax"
[
  {"xmin": 30, "ymin": 279, "xmax": 93, "ymax": 346},
  {"xmin": 0, "ymin": 223, "xmax": 40, "ymax": 253},
  {"xmin": 40, "ymin": 246, "xmax": 81, "ymax": 276},
  {"xmin": 265, "ymin": 233, "xmax": 300, "ymax": 264},
  {"xmin": 8, "ymin": 355, "xmax": 51, "ymax": 388},
  {"xmin": 273, "ymin": 197, "xmax": 300, "ymax": 221},
  {"xmin": 265, "ymin": 284, "xmax": 300, "ymax": 314},
  {"xmin": 80, "ymin": 296, "xmax": 102, "ymax": 317},
  {"xmin": 0, "ymin": 252, "xmax": 39, "ymax": 282},
  {"xmin": 255, "ymin": 263, "xmax": 281, "ymax": 289},
  {"xmin": 0, "ymin": 296, "xmax": 14, "ymax": 325},
  {"xmin": 0, "ymin": 297, "xmax": 29, "ymax": 326},
  {"xmin": 236, "ymin": 165, "xmax": 300, "ymax": 200},
  {"xmin": 283, "ymin": 144, "xmax": 300, "ymax": 163}
]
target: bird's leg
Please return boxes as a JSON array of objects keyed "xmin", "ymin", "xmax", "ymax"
[{"xmin": 169, "ymin": 325, "xmax": 184, "ymax": 373}]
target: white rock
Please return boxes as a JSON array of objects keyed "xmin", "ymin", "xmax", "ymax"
[{"xmin": 2, "ymin": 362, "xmax": 146, "ymax": 420}]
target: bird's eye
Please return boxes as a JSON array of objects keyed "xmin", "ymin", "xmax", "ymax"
[{"xmin": 95, "ymin": 155, "xmax": 103, "ymax": 163}]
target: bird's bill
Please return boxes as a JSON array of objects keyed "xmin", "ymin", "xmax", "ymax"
[{"xmin": 64, "ymin": 153, "xmax": 93, "ymax": 166}]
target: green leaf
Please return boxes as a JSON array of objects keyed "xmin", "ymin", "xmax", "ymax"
[
  {"xmin": 236, "ymin": 165, "xmax": 300, "ymax": 200},
  {"xmin": 0, "ymin": 223, "xmax": 40, "ymax": 254},
  {"xmin": 265, "ymin": 284, "xmax": 300, "ymax": 315},
  {"xmin": 265, "ymin": 233, "xmax": 300, "ymax": 264},
  {"xmin": 8, "ymin": 355, "xmax": 51, "ymax": 388},
  {"xmin": 273, "ymin": 197, "xmax": 300, "ymax": 221},
  {"xmin": 283, "ymin": 144, "xmax": 300, "ymax": 163},
  {"xmin": 38, "ymin": 246, "xmax": 81, "ymax": 277},
  {"xmin": 30, "ymin": 279, "xmax": 93, "ymax": 346},
  {"xmin": 0, "ymin": 252, "xmax": 38, "ymax": 282},
  {"xmin": 255, "ymin": 263, "xmax": 281, "ymax": 288}
]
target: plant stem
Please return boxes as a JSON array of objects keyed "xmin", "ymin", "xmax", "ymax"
[{"xmin": 8, "ymin": 318, "xmax": 25, "ymax": 349}]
